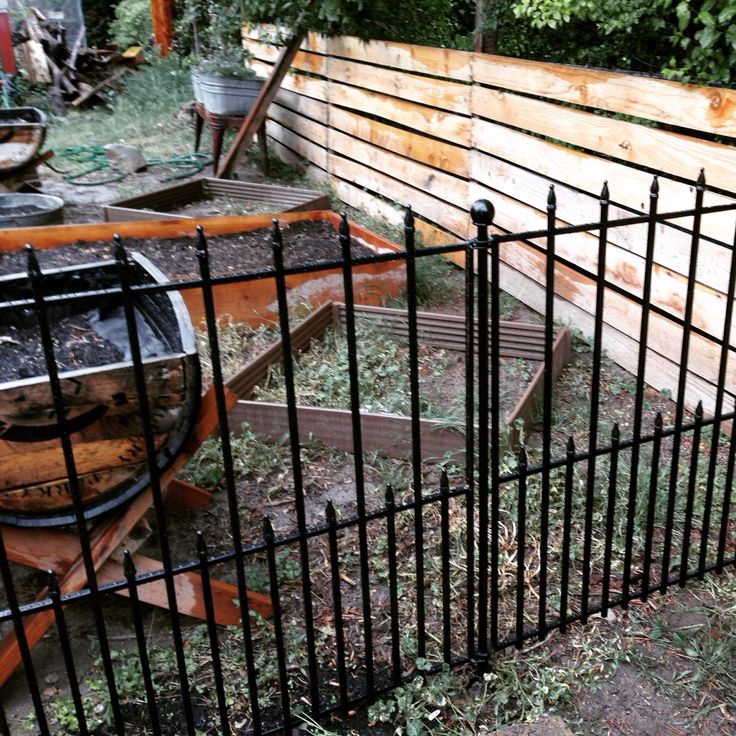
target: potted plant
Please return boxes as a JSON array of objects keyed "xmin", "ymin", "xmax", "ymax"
[{"xmin": 183, "ymin": 0, "xmax": 264, "ymax": 116}]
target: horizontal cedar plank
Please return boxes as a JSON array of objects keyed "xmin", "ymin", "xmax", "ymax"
[
  {"xmin": 471, "ymin": 87, "xmax": 736, "ymax": 194},
  {"xmin": 329, "ymin": 128, "xmax": 468, "ymax": 207},
  {"xmin": 244, "ymin": 39, "xmax": 327, "ymax": 75},
  {"xmin": 249, "ymin": 59, "xmax": 327, "ymax": 102},
  {"xmin": 496, "ymin": 258, "xmax": 727, "ymax": 417},
  {"xmin": 328, "ymin": 179, "xmax": 463, "ymax": 245},
  {"xmin": 495, "ymin": 238, "xmax": 734, "ymax": 394},
  {"xmin": 326, "ymin": 35, "xmax": 472, "ymax": 82},
  {"xmin": 470, "ymin": 150, "xmax": 733, "ymax": 299},
  {"xmin": 269, "ymin": 103, "xmax": 328, "ymax": 147},
  {"xmin": 273, "ymin": 88, "xmax": 328, "ymax": 124},
  {"xmin": 265, "ymin": 120, "xmax": 328, "ymax": 170},
  {"xmin": 328, "ymin": 81, "xmax": 471, "ymax": 147},
  {"xmin": 329, "ymin": 153, "xmax": 469, "ymax": 236},
  {"xmin": 322, "ymin": 57, "xmax": 470, "ymax": 114},
  {"xmin": 245, "ymin": 28, "xmax": 474, "ymax": 82},
  {"xmin": 471, "ymin": 53, "xmax": 736, "ymax": 138},
  {"xmin": 468, "ymin": 180, "xmax": 732, "ymax": 341},
  {"xmin": 329, "ymin": 106, "xmax": 469, "ymax": 177},
  {"xmin": 471, "ymin": 118, "xmax": 736, "ymax": 246}
]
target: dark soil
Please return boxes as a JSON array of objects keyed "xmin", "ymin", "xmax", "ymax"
[
  {"xmin": 0, "ymin": 220, "xmax": 376, "ymax": 280},
  {"xmin": 0, "ymin": 311, "xmax": 123, "ymax": 383}
]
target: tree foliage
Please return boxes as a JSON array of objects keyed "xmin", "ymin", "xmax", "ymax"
[{"xmin": 511, "ymin": 0, "xmax": 736, "ymax": 84}]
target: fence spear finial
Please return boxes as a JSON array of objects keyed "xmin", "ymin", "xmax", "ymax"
[
  {"xmin": 697, "ymin": 168, "xmax": 706, "ymax": 189},
  {"xmin": 600, "ymin": 181, "xmax": 610, "ymax": 203}
]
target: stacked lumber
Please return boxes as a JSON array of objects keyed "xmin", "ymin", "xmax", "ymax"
[{"xmin": 12, "ymin": 8, "xmax": 143, "ymax": 112}]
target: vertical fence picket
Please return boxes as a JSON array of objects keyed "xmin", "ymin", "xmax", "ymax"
[
  {"xmin": 641, "ymin": 414, "xmax": 663, "ymax": 600},
  {"xmin": 338, "ymin": 213, "xmax": 376, "ymax": 690},
  {"xmin": 27, "ymin": 244, "xmax": 123, "ymax": 735},
  {"xmin": 0, "ymin": 524, "xmax": 48, "ymax": 734},
  {"xmin": 582, "ymin": 183, "xmax": 610, "ymax": 622},
  {"xmin": 716, "ymin": 397, "xmax": 736, "ymax": 572},
  {"xmin": 539, "ymin": 187, "xmax": 556, "ymax": 636},
  {"xmin": 559, "ymin": 437, "xmax": 575, "ymax": 633},
  {"xmin": 680, "ymin": 404, "xmax": 704, "ymax": 586},
  {"xmin": 473, "ymin": 200, "xmax": 491, "ymax": 661},
  {"xmin": 48, "ymin": 572, "xmax": 89, "ymax": 736},
  {"xmin": 326, "ymin": 501, "xmax": 350, "ymax": 709},
  {"xmin": 601, "ymin": 424, "xmax": 620, "ymax": 617},
  {"xmin": 195, "ymin": 226, "xmax": 263, "ymax": 732},
  {"xmin": 196, "ymin": 532, "xmax": 231, "ymax": 735},
  {"xmin": 385, "ymin": 486, "xmax": 402, "ymax": 685},
  {"xmin": 660, "ymin": 172, "xmax": 705, "ymax": 595},
  {"xmin": 271, "ymin": 219, "xmax": 321, "ymax": 718},
  {"xmin": 515, "ymin": 447, "xmax": 528, "ymax": 648},
  {"xmin": 464, "ymin": 239, "xmax": 477, "ymax": 661},
  {"xmin": 115, "ymin": 238, "xmax": 195, "ymax": 735},
  {"xmin": 622, "ymin": 177, "xmax": 660, "ymax": 607},
  {"xmin": 122, "ymin": 551, "xmax": 162, "ymax": 736},
  {"xmin": 263, "ymin": 517, "xmax": 292, "ymax": 733},
  {"xmin": 440, "ymin": 470, "xmax": 452, "ymax": 663}
]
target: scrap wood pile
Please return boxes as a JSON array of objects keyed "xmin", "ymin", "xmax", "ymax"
[{"xmin": 12, "ymin": 8, "xmax": 144, "ymax": 112}]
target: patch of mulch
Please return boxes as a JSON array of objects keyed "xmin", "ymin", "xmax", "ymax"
[{"xmin": 0, "ymin": 220, "xmax": 377, "ymax": 280}]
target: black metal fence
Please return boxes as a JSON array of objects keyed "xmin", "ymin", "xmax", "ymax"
[{"xmin": 1, "ymin": 174, "xmax": 735, "ymax": 735}]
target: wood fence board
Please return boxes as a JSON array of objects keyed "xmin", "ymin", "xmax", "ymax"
[
  {"xmin": 329, "ymin": 106, "xmax": 469, "ymax": 177},
  {"xmin": 327, "ymin": 82, "xmax": 471, "ymax": 147},
  {"xmin": 249, "ymin": 59, "xmax": 328, "ymax": 102},
  {"xmin": 243, "ymin": 37, "xmax": 328, "ymax": 75},
  {"xmin": 329, "ymin": 154, "xmax": 469, "ymax": 235},
  {"xmin": 273, "ymin": 88, "xmax": 328, "ymax": 124},
  {"xmin": 323, "ymin": 57, "xmax": 470, "ymax": 114},
  {"xmin": 265, "ymin": 119, "xmax": 328, "ymax": 170},
  {"xmin": 269, "ymin": 103, "xmax": 329, "ymax": 147},
  {"xmin": 472, "ymin": 118, "xmax": 736, "ymax": 246},
  {"xmin": 495, "ymin": 254, "xmax": 727, "ymax": 416},
  {"xmin": 470, "ymin": 150, "xmax": 734, "ymax": 299},
  {"xmin": 326, "ymin": 35, "xmax": 472, "ymax": 81},
  {"xmin": 471, "ymin": 87, "xmax": 736, "ymax": 193},
  {"xmin": 495, "ymin": 237, "xmax": 733, "ymax": 393},
  {"xmin": 471, "ymin": 53, "xmax": 736, "ymax": 137},
  {"xmin": 328, "ymin": 128, "xmax": 468, "ymax": 206}
]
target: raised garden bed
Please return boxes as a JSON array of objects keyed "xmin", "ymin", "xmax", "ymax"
[
  {"xmin": 102, "ymin": 177, "xmax": 331, "ymax": 222},
  {"xmin": 223, "ymin": 302, "xmax": 571, "ymax": 456},
  {"xmin": 0, "ymin": 210, "xmax": 406, "ymax": 327},
  {"xmin": 0, "ymin": 253, "xmax": 200, "ymax": 526}
]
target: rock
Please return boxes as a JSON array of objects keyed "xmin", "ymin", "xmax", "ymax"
[
  {"xmin": 103, "ymin": 143, "xmax": 147, "ymax": 173},
  {"xmin": 496, "ymin": 716, "xmax": 574, "ymax": 736}
]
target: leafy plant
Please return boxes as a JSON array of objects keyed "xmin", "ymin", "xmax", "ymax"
[{"xmin": 108, "ymin": 0, "xmax": 153, "ymax": 49}]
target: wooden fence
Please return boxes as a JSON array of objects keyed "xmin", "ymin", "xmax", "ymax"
[{"xmin": 242, "ymin": 27, "xmax": 736, "ymax": 415}]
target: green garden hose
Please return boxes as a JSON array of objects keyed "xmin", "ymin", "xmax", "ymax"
[{"xmin": 45, "ymin": 146, "xmax": 212, "ymax": 186}]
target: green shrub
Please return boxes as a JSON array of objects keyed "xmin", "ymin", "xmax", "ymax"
[{"xmin": 108, "ymin": 0, "xmax": 153, "ymax": 49}]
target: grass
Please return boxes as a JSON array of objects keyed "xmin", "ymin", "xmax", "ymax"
[{"xmin": 46, "ymin": 53, "xmax": 196, "ymax": 159}]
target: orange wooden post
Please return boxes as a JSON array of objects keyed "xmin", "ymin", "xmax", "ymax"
[
  {"xmin": 0, "ymin": 0, "xmax": 16, "ymax": 74},
  {"xmin": 150, "ymin": 0, "xmax": 174, "ymax": 56}
]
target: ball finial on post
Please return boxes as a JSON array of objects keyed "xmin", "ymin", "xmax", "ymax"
[{"xmin": 470, "ymin": 199, "xmax": 494, "ymax": 228}]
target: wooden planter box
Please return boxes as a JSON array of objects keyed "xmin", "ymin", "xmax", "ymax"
[
  {"xmin": 0, "ymin": 210, "xmax": 406, "ymax": 327},
  {"xmin": 0, "ymin": 254, "xmax": 200, "ymax": 527},
  {"xmin": 224, "ymin": 302, "xmax": 571, "ymax": 458},
  {"xmin": 102, "ymin": 177, "xmax": 331, "ymax": 222}
]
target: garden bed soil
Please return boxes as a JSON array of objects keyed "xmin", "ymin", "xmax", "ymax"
[
  {"xmin": 0, "ymin": 312, "xmax": 123, "ymax": 383},
  {"xmin": 0, "ymin": 220, "xmax": 375, "ymax": 280}
]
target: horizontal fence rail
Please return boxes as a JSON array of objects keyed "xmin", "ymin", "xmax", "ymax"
[{"xmin": 0, "ymin": 189, "xmax": 734, "ymax": 734}]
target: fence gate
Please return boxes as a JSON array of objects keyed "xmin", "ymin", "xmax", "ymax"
[{"xmin": 0, "ymin": 176, "xmax": 734, "ymax": 735}]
